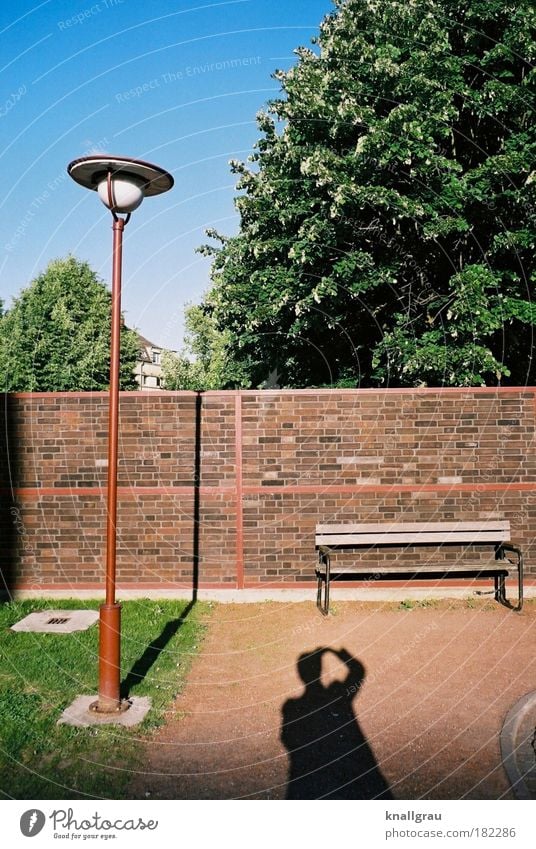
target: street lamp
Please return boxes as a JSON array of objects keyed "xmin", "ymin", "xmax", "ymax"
[{"xmin": 68, "ymin": 155, "xmax": 173, "ymax": 714}]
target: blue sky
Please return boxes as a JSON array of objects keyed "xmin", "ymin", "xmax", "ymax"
[{"xmin": 1, "ymin": 0, "xmax": 331, "ymax": 349}]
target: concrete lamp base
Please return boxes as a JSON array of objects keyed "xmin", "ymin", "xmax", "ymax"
[{"xmin": 58, "ymin": 695, "xmax": 151, "ymax": 728}]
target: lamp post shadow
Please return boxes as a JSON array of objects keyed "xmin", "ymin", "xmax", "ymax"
[
  {"xmin": 120, "ymin": 598, "xmax": 196, "ymax": 698},
  {"xmin": 281, "ymin": 647, "xmax": 393, "ymax": 799},
  {"xmin": 0, "ymin": 394, "xmax": 21, "ymax": 602},
  {"xmin": 121, "ymin": 391, "xmax": 202, "ymax": 698}
]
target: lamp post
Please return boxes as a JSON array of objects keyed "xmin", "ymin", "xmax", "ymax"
[{"xmin": 67, "ymin": 155, "xmax": 173, "ymax": 714}]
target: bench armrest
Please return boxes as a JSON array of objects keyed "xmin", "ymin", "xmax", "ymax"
[
  {"xmin": 501, "ymin": 542, "xmax": 521, "ymax": 553},
  {"xmin": 500, "ymin": 542, "xmax": 522, "ymax": 562},
  {"xmin": 499, "ymin": 543, "xmax": 523, "ymax": 612}
]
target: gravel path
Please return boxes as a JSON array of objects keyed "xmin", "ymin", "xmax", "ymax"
[{"xmin": 129, "ymin": 600, "xmax": 536, "ymax": 800}]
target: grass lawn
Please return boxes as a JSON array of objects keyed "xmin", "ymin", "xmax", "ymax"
[{"xmin": 0, "ymin": 598, "xmax": 210, "ymax": 800}]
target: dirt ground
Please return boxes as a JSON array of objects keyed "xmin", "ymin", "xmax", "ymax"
[{"xmin": 129, "ymin": 599, "xmax": 536, "ymax": 800}]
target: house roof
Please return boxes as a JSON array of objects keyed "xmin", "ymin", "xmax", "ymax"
[
  {"xmin": 134, "ymin": 331, "xmax": 176, "ymax": 361},
  {"xmin": 136, "ymin": 332, "xmax": 161, "ymax": 350}
]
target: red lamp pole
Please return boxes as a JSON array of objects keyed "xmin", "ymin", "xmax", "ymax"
[{"xmin": 92, "ymin": 213, "xmax": 127, "ymax": 713}]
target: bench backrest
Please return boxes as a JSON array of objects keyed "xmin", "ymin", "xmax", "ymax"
[{"xmin": 316, "ymin": 521, "xmax": 510, "ymax": 547}]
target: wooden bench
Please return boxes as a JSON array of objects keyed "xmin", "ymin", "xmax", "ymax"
[{"xmin": 315, "ymin": 521, "xmax": 523, "ymax": 615}]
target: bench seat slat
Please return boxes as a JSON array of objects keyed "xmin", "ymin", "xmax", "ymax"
[
  {"xmin": 316, "ymin": 521, "xmax": 510, "ymax": 535},
  {"xmin": 316, "ymin": 561, "xmax": 514, "ymax": 575},
  {"xmin": 316, "ymin": 532, "xmax": 507, "ymax": 546}
]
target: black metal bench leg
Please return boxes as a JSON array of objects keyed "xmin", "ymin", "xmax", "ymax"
[
  {"xmin": 323, "ymin": 553, "xmax": 331, "ymax": 616},
  {"xmin": 316, "ymin": 551, "xmax": 330, "ymax": 615},
  {"xmin": 517, "ymin": 551, "xmax": 524, "ymax": 612},
  {"xmin": 499, "ymin": 573, "xmax": 506, "ymax": 604}
]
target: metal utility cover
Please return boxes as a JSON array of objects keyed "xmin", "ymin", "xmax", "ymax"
[{"xmin": 10, "ymin": 610, "xmax": 99, "ymax": 633}]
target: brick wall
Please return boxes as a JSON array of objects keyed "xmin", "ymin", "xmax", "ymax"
[{"xmin": 1, "ymin": 388, "xmax": 535, "ymax": 592}]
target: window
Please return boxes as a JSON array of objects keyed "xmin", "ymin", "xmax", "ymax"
[{"xmin": 152, "ymin": 349, "xmax": 161, "ymax": 365}]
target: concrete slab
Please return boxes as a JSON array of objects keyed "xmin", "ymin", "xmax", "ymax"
[
  {"xmin": 10, "ymin": 609, "xmax": 99, "ymax": 633},
  {"xmin": 58, "ymin": 695, "xmax": 152, "ymax": 728},
  {"xmin": 7, "ymin": 586, "xmax": 536, "ymax": 603}
]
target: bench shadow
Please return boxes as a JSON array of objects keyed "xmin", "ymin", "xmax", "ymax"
[
  {"xmin": 121, "ymin": 392, "xmax": 203, "ymax": 697},
  {"xmin": 281, "ymin": 647, "xmax": 393, "ymax": 799}
]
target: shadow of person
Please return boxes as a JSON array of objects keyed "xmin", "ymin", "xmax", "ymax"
[{"xmin": 281, "ymin": 647, "xmax": 392, "ymax": 799}]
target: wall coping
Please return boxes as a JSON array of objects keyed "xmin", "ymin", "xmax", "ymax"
[{"xmin": 2, "ymin": 386, "xmax": 536, "ymax": 399}]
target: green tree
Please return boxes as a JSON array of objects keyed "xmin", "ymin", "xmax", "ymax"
[
  {"xmin": 0, "ymin": 256, "xmax": 139, "ymax": 391},
  {"xmin": 161, "ymin": 303, "xmax": 250, "ymax": 390},
  {"xmin": 200, "ymin": 0, "xmax": 535, "ymax": 387}
]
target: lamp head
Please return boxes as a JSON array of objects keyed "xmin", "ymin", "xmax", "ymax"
[
  {"xmin": 67, "ymin": 155, "xmax": 174, "ymax": 216},
  {"xmin": 97, "ymin": 173, "xmax": 145, "ymax": 213}
]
